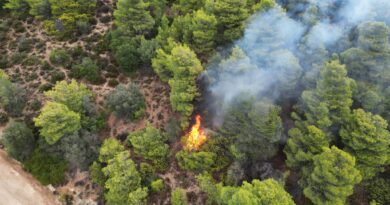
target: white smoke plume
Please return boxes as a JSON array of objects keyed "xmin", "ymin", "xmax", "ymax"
[{"xmin": 204, "ymin": 0, "xmax": 390, "ymax": 126}]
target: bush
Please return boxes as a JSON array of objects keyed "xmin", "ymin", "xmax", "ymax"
[
  {"xmin": 366, "ymin": 178, "xmax": 390, "ymax": 205},
  {"xmin": 18, "ymin": 36, "xmax": 34, "ymax": 52},
  {"xmin": 0, "ymin": 111, "xmax": 8, "ymax": 124},
  {"xmin": 0, "ymin": 80, "xmax": 26, "ymax": 117},
  {"xmin": 105, "ymin": 84, "xmax": 145, "ymax": 121},
  {"xmin": 49, "ymin": 49, "xmax": 71, "ymax": 66},
  {"xmin": 2, "ymin": 121, "xmax": 35, "ymax": 161},
  {"xmin": 151, "ymin": 179, "xmax": 164, "ymax": 192},
  {"xmin": 71, "ymin": 57, "xmax": 101, "ymax": 83},
  {"xmin": 50, "ymin": 71, "xmax": 65, "ymax": 83},
  {"xmin": 0, "ymin": 55, "xmax": 9, "ymax": 69},
  {"xmin": 76, "ymin": 21, "xmax": 91, "ymax": 35},
  {"xmin": 24, "ymin": 148, "xmax": 68, "ymax": 185},
  {"xmin": 10, "ymin": 52, "xmax": 28, "ymax": 65},
  {"xmin": 108, "ymin": 79, "xmax": 119, "ymax": 87},
  {"xmin": 175, "ymin": 151, "xmax": 216, "ymax": 172},
  {"xmin": 89, "ymin": 161, "xmax": 106, "ymax": 186},
  {"xmin": 171, "ymin": 188, "xmax": 188, "ymax": 205}
]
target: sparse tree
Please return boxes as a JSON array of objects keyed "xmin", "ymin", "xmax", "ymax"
[
  {"xmin": 34, "ymin": 102, "xmax": 81, "ymax": 145},
  {"xmin": 2, "ymin": 121, "xmax": 34, "ymax": 161}
]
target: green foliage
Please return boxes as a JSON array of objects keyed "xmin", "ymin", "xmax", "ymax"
[
  {"xmin": 284, "ymin": 125, "xmax": 329, "ymax": 169},
  {"xmin": 176, "ymin": 150, "xmax": 216, "ymax": 172},
  {"xmin": 49, "ymin": 49, "xmax": 71, "ymax": 66},
  {"xmin": 366, "ymin": 177, "xmax": 390, "ymax": 205},
  {"xmin": 113, "ymin": 0, "xmax": 154, "ymax": 36},
  {"xmin": 128, "ymin": 125, "xmax": 169, "ymax": 169},
  {"xmin": 173, "ymin": 0, "xmax": 205, "ymax": 14},
  {"xmin": 102, "ymin": 151, "xmax": 147, "ymax": 205},
  {"xmin": 98, "ymin": 138, "xmax": 125, "ymax": 163},
  {"xmin": 171, "ymin": 188, "xmax": 188, "ymax": 205},
  {"xmin": 340, "ymin": 109, "xmax": 390, "ymax": 179},
  {"xmin": 151, "ymin": 179, "xmax": 164, "ymax": 193},
  {"xmin": 34, "ymin": 102, "xmax": 81, "ymax": 145},
  {"xmin": 71, "ymin": 57, "xmax": 101, "ymax": 84},
  {"xmin": 105, "ymin": 84, "xmax": 145, "ymax": 120},
  {"xmin": 196, "ymin": 173, "xmax": 219, "ymax": 204},
  {"xmin": 89, "ymin": 161, "xmax": 106, "ymax": 185},
  {"xmin": 300, "ymin": 60, "xmax": 354, "ymax": 131},
  {"xmin": 4, "ymin": 0, "xmax": 29, "ymax": 17},
  {"xmin": 40, "ymin": 0, "xmax": 95, "ymax": 37},
  {"xmin": 205, "ymin": 0, "xmax": 249, "ymax": 44},
  {"xmin": 304, "ymin": 146, "xmax": 362, "ymax": 205},
  {"xmin": 152, "ymin": 44, "xmax": 203, "ymax": 128},
  {"xmin": 24, "ymin": 148, "xmax": 68, "ymax": 185},
  {"xmin": 25, "ymin": 0, "xmax": 51, "ymax": 18},
  {"xmin": 218, "ymin": 179, "xmax": 295, "ymax": 205},
  {"xmin": 340, "ymin": 22, "xmax": 390, "ymax": 119},
  {"xmin": 45, "ymin": 80, "xmax": 93, "ymax": 113},
  {"xmin": 2, "ymin": 121, "xmax": 34, "ymax": 161},
  {"xmin": 221, "ymin": 97, "xmax": 283, "ymax": 162},
  {"xmin": 0, "ymin": 77, "xmax": 26, "ymax": 117},
  {"xmin": 55, "ymin": 131, "xmax": 99, "ymax": 170},
  {"xmin": 191, "ymin": 9, "xmax": 217, "ymax": 55}
]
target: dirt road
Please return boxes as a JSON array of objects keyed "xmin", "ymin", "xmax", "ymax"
[{"xmin": 0, "ymin": 150, "xmax": 61, "ymax": 205}]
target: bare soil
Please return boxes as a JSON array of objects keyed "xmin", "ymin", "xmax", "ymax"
[{"xmin": 0, "ymin": 150, "xmax": 61, "ymax": 205}]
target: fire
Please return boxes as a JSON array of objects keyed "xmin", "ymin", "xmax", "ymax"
[{"xmin": 185, "ymin": 115, "xmax": 207, "ymax": 151}]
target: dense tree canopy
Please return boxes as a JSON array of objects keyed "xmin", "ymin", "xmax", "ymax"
[
  {"xmin": 152, "ymin": 44, "xmax": 203, "ymax": 128},
  {"xmin": 340, "ymin": 109, "xmax": 390, "ymax": 179},
  {"xmin": 221, "ymin": 97, "xmax": 283, "ymax": 162},
  {"xmin": 304, "ymin": 146, "xmax": 362, "ymax": 205}
]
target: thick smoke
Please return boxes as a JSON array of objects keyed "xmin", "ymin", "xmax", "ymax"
[{"xmin": 204, "ymin": 0, "xmax": 390, "ymax": 126}]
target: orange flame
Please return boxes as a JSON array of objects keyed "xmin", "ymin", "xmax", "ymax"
[{"xmin": 185, "ymin": 115, "xmax": 207, "ymax": 151}]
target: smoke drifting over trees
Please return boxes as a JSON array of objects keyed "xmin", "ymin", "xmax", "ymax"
[{"xmin": 204, "ymin": 0, "xmax": 390, "ymax": 125}]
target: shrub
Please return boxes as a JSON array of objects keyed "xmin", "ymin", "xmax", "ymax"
[
  {"xmin": 49, "ymin": 49, "xmax": 70, "ymax": 66},
  {"xmin": 151, "ymin": 179, "xmax": 164, "ymax": 193},
  {"xmin": 71, "ymin": 57, "xmax": 101, "ymax": 83},
  {"xmin": 17, "ymin": 36, "xmax": 34, "ymax": 52},
  {"xmin": 105, "ymin": 84, "xmax": 145, "ymax": 121},
  {"xmin": 171, "ymin": 188, "xmax": 188, "ymax": 205},
  {"xmin": 89, "ymin": 161, "xmax": 106, "ymax": 186},
  {"xmin": 0, "ymin": 80, "xmax": 26, "ymax": 117},
  {"xmin": 107, "ymin": 79, "xmax": 119, "ymax": 87},
  {"xmin": 2, "ymin": 121, "xmax": 35, "ymax": 161},
  {"xmin": 366, "ymin": 178, "xmax": 390, "ymax": 205},
  {"xmin": 175, "ymin": 151, "xmax": 216, "ymax": 172},
  {"xmin": 0, "ymin": 55, "xmax": 9, "ymax": 69},
  {"xmin": 24, "ymin": 148, "xmax": 68, "ymax": 185},
  {"xmin": 10, "ymin": 52, "xmax": 28, "ymax": 65},
  {"xmin": 50, "ymin": 71, "xmax": 65, "ymax": 83},
  {"xmin": 0, "ymin": 111, "xmax": 8, "ymax": 124}
]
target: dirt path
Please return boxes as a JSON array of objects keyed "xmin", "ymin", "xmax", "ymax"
[{"xmin": 0, "ymin": 150, "xmax": 61, "ymax": 205}]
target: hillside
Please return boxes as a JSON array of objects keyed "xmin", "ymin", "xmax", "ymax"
[{"xmin": 0, "ymin": 0, "xmax": 390, "ymax": 205}]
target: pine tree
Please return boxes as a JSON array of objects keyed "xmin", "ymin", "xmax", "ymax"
[
  {"xmin": 113, "ymin": 0, "xmax": 155, "ymax": 36},
  {"xmin": 340, "ymin": 109, "xmax": 390, "ymax": 179},
  {"xmin": 152, "ymin": 44, "xmax": 203, "ymax": 128},
  {"xmin": 219, "ymin": 179, "xmax": 295, "ymax": 205},
  {"xmin": 300, "ymin": 60, "xmax": 355, "ymax": 132},
  {"xmin": 206, "ymin": 0, "xmax": 249, "ymax": 44},
  {"xmin": 284, "ymin": 125, "xmax": 329, "ymax": 169},
  {"xmin": 34, "ymin": 102, "xmax": 81, "ymax": 145},
  {"xmin": 304, "ymin": 146, "xmax": 362, "ymax": 205},
  {"xmin": 191, "ymin": 9, "xmax": 217, "ymax": 55}
]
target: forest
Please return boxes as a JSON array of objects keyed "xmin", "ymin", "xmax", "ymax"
[{"xmin": 0, "ymin": 0, "xmax": 390, "ymax": 204}]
